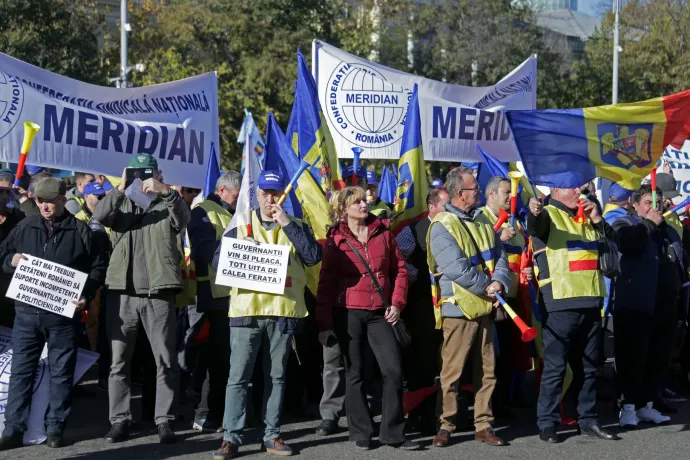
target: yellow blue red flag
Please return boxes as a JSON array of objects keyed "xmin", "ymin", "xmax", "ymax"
[
  {"xmin": 286, "ymin": 50, "xmax": 344, "ymax": 197},
  {"xmin": 507, "ymin": 90, "xmax": 690, "ymax": 189},
  {"xmin": 392, "ymin": 85, "xmax": 428, "ymax": 235}
]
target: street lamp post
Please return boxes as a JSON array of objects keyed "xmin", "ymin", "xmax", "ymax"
[
  {"xmin": 109, "ymin": 0, "xmax": 144, "ymax": 88},
  {"xmin": 612, "ymin": 0, "xmax": 622, "ymax": 104}
]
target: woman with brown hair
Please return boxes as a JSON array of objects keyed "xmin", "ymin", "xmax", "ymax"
[{"xmin": 315, "ymin": 186, "xmax": 418, "ymax": 451}]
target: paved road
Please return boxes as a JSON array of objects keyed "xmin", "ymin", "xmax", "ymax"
[{"xmin": 6, "ymin": 367, "xmax": 690, "ymax": 460}]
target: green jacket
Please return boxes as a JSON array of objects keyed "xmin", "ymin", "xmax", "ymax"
[{"xmin": 93, "ymin": 187, "xmax": 190, "ymax": 294}]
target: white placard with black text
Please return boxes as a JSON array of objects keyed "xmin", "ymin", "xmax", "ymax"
[
  {"xmin": 5, "ymin": 255, "xmax": 87, "ymax": 318},
  {"xmin": 215, "ymin": 238, "xmax": 290, "ymax": 295}
]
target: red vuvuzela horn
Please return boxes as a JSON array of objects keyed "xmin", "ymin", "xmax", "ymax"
[
  {"xmin": 493, "ymin": 208, "xmax": 510, "ymax": 232},
  {"xmin": 495, "ymin": 292, "xmax": 537, "ymax": 342}
]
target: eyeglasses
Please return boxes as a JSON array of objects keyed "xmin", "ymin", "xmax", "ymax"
[{"xmin": 461, "ymin": 186, "xmax": 481, "ymax": 193}]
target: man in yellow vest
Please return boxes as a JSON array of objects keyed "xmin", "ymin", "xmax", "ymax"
[
  {"xmin": 482, "ymin": 176, "xmax": 532, "ymax": 418},
  {"xmin": 186, "ymin": 170, "xmax": 240, "ymax": 432},
  {"xmin": 65, "ymin": 172, "xmax": 95, "ymax": 215},
  {"xmin": 365, "ymin": 170, "xmax": 392, "ymax": 217},
  {"xmin": 527, "ymin": 188, "xmax": 619, "ymax": 443},
  {"xmin": 212, "ymin": 170, "xmax": 322, "ymax": 459},
  {"xmin": 428, "ymin": 167, "xmax": 510, "ymax": 448}
]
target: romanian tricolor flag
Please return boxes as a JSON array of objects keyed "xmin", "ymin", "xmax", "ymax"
[
  {"xmin": 391, "ymin": 85, "xmax": 429, "ymax": 235},
  {"xmin": 286, "ymin": 50, "xmax": 344, "ymax": 197},
  {"xmin": 507, "ymin": 90, "xmax": 690, "ymax": 189},
  {"xmin": 566, "ymin": 240, "xmax": 599, "ymax": 271}
]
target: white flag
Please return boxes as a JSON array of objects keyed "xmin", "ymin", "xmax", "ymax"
[{"xmin": 227, "ymin": 132, "xmax": 260, "ymax": 232}]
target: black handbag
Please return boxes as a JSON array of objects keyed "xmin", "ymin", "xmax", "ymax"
[{"xmin": 344, "ymin": 239, "xmax": 412, "ymax": 348}]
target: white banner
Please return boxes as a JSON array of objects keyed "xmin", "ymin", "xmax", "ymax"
[
  {"xmin": 661, "ymin": 140, "xmax": 690, "ymax": 200},
  {"xmin": 0, "ymin": 52, "xmax": 219, "ymax": 188},
  {"xmin": 313, "ymin": 40, "xmax": 536, "ymax": 161},
  {"xmin": 215, "ymin": 238, "xmax": 290, "ymax": 295},
  {"xmin": 6, "ymin": 255, "xmax": 87, "ymax": 318},
  {"xmin": 0, "ymin": 326, "xmax": 98, "ymax": 445}
]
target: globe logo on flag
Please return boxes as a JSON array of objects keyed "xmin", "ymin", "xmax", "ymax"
[
  {"xmin": 0, "ymin": 70, "xmax": 25, "ymax": 140},
  {"xmin": 326, "ymin": 62, "xmax": 410, "ymax": 149}
]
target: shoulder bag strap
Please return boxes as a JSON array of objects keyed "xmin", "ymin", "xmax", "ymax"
[{"xmin": 344, "ymin": 239, "xmax": 390, "ymax": 308}]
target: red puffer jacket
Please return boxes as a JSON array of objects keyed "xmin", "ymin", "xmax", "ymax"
[{"xmin": 315, "ymin": 214, "xmax": 408, "ymax": 332}]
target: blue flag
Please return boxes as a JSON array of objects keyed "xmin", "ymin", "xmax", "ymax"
[
  {"xmin": 264, "ymin": 113, "xmax": 302, "ymax": 219},
  {"xmin": 204, "ymin": 142, "xmax": 221, "ymax": 198},
  {"xmin": 378, "ymin": 165, "xmax": 396, "ymax": 205},
  {"xmin": 477, "ymin": 146, "xmax": 529, "ymax": 224}
]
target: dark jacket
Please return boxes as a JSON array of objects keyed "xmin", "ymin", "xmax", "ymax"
[
  {"xmin": 0, "ymin": 212, "xmax": 108, "ymax": 313},
  {"xmin": 93, "ymin": 187, "xmax": 190, "ymax": 294},
  {"xmin": 316, "ymin": 214, "xmax": 407, "ymax": 332},
  {"xmin": 188, "ymin": 194, "xmax": 230, "ymax": 312},
  {"xmin": 527, "ymin": 198, "xmax": 616, "ymax": 312},
  {"xmin": 613, "ymin": 214, "xmax": 684, "ymax": 315}
]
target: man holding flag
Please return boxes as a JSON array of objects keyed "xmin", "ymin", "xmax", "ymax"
[{"xmin": 212, "ymin": 169, "xmax": 322, "ymax": 459}]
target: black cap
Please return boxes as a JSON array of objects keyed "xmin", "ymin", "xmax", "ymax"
[{"xmin": 655, "ymin": 173, "xmax": 680, "ymax": 199}]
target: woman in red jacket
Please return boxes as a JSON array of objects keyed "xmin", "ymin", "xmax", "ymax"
[{"xmin": 316, "ymin": 186, "xmax": 418, "ymax": 451}]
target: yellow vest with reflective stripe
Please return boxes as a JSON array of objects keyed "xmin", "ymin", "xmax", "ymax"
[
  {"xmin": 482, "ymin": 206, "xmax": 525, "ymax": 298},
  {"xmin": 195, "ymin": 199, "xmax": 232, "ymax": 298},
  {"xmin": 602, "ymin": 202, "xmax": 620, "ymax": 218},
  {"xmin": 69, "ymin": 195, "xmax": 85, "ymax": 208},
  {"xmin": 427, "ymin": 211, "xmax": 496, "ymax": 325},
  {"xmin": 229, "ymin": 212, "xmax": 308, "ymax": 319},
  {"xmin": 666, "ymin": 211, "xmax": 684, "ymax": 240},
  {"xmin": 74, "ymin": 209, "xmax": 111, "ymax": 237},
  {"xmin": 369, "ymin": 200, "xmax": 391, "ymax": 218},
  {"xmin": 537, "ymin": 205, "xmax": 605, "ymax": 299}
]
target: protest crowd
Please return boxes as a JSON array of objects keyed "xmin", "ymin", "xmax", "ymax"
[{"xmin": 0, "ymin": 40, "xmax": 690, "ymax": 460}]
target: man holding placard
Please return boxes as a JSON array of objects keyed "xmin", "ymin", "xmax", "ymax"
[
  {"xmin": 0, "ymin": 178, "xmax": 107, "ymax": 450},
  {"xmin": 212, "ymin": 170, "xmax": 322, "ymax": 459}
]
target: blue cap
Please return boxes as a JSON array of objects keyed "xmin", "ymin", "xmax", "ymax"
[
  {"xmin": 462, "ymin": 162, "xmax": 480, "ymax": 171},
  {"xmin": 431, "ymin": 178, "xmax": 444, "ymax": 188},
  {"xmin": 257, "ymin": 170, "xmax": 285, "ymax": 190},
  {"xmin": 608, "ymin": 183, "xmax": 634, "ymax": 202},
  {"xmin": 366, "ymin": 170, "xmax": 378, "ymax": 185},
  {"xmin": 342, "ymin": 165, "xmax": 367, "ymax": 179},
  {"xmin": 25, "ymin": 165, "xmax": 44, "ymax": 176},
  {"xmin": 102, "ymin": 178, "xmax": 113, "ymax": 192},
  {"xmin": 83, "ymin": 181, "xmax": 106, "ymax": 196}
]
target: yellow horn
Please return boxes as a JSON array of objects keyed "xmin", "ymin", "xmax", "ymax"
[
  {"xmin": 508, "ymin": 171, "xmax": 523, "ymax": 198},
  {"xmin": 21, "ymin": 122, "xmax": 41, "ymax": 154}
]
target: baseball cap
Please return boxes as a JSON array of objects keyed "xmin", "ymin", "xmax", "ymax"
[
  {"xmin": 102, "ymin": 178, "xmax": 114, "ymax": 192},
  {"xmin": 83, "ymin": 181, "xmax": 106, "ymax": 196},
  {"xmin": 257, "ymin": 170, "xmax": 285, "ymax": 191},
  {"xmin": 608, "ymin": 183, "xmax": 634, "ymax": 202},
  {"xmin": 462, "ymin": 162, "xmax": 480, "ymax": 171},
  {"xmin": 366, "ymin": 170, "xmax": 378, "ymax": 185},
  {"xmin": 342, "ymin": 165, "xmax": 367, "ymax": 179},
  {"xmin": 33, "ymin": 178, "xmax": 67, "ymax": 200},
  {"xmin": 655, "ymin": 173, "xmax": 680, "ymax": 199},
  {"xmin": 128, "ymin": 153, "xmax": 159, "ymax": 169},
  {"xmin": 431, "ymin": 178, "xmax": 444, "ymax": 188}
]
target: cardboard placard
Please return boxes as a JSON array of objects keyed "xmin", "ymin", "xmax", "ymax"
[
  {"xmin": 5, "ymin": 255, "xmax": 88, "ymax": 318},
  {"xmin": 215, "ymin": 238, "xmax": 290, "ymax": 295}
]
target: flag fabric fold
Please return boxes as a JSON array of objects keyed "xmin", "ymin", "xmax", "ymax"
[
  {"xmin": 286, "ymin": 50, "xmax": 343, "ymax": 197},
  {"xmin": 392, "ymin": 85, "xmax": 429, "ymax": 234},
  {"xmin": 203, "ymin": 142, "xmax": 222, "ymax": 199},
  {"xmin": 477, "ymin": 146, "xmax": 530, "ymax": 224},
  {"xmin": 238, "ymin": 109, "xmax": 265, "ymax": 175},
  {"xmin": 507, "ymin": 90, "xmax": 690, "ymax": 189},
  {"xmin": 228, "ymin": 133, "xmax": 261, "ymax": 233},
  {"xmin": 378, "ymin": 165, "xmax": 397, "ymax": 205}
]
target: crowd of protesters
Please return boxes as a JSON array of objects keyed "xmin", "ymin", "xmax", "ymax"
[{"xmin": 0, "ymin": 158, "xmax": 688, "ymax": 458}]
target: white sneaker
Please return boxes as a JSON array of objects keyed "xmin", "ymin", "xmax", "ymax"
[
  {"xmin": 619, "ymin": 404, "xmax": 639, "ymax": 428},
  {"xmin": 637, "ymin": 402, "xmax": 671, "ymax": 425}
]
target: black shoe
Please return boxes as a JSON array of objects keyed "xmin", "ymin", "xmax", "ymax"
[
  {"xmin": 46, "ymin": 432, "xmax": 64, "ymax": 448},
  {"xmin": 578, "ymin": 424, "xmax": 620, "ymax": 441},
  {"xmin": 157, "ymin": 423, "xmax": 176, "ymax": 444},
  {"xmin": 104, "ymin": 422, "xmax": 130, "ymax": 443},
  {"xmin": 315, "ymin": 419, "xmax": 338, "ymax": 436},
  {"xmin": 0, "ymin": 433, "xmax": 23, "ymax": 451},
  {"xmin": 355, "ymin": 439, "xmax": 371, "ymax": 450},
  {"xmin": 391, "ymin": 440, "xmax": 421, "ymax": 450},
  {"xmin": 539, "ymin": 426, "xmax": 560, "ymax": 443},
  {"xmin": 654, "ymin": 399, "xmax": 679, "ymax": 414}
]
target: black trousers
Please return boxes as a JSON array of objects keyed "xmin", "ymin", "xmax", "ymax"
[
  {"xmin": 537, "ymin": 308, "xmax": 600, "ymax": 430},
  {"xmin": 334, "ymin": 307, "xmax": 405, "ymax": 444},
  {"xmin": 195, "ymin": 309, "xmax": 230, "ymax": 422},
  {"xmin": 614, "ymin": 307, "xmax": 678, "ymax": 408}
]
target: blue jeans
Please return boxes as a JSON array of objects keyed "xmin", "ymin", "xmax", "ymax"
[
  {"xmin": 2, "ymin": 307, "xmax": 79, "ymax": 436},
  {"xmin": 222, "ymin": 318, "xmax": 291, "ymax": 444}
]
